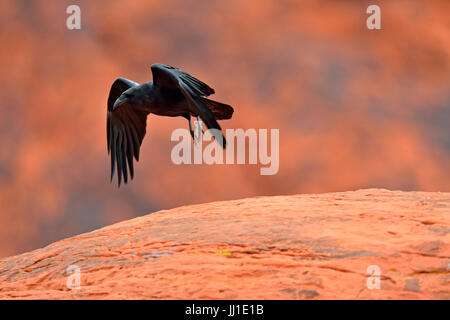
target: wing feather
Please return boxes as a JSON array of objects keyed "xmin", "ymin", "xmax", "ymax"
[
  {"xmin": 151, "ymin": 63, "xmax": 215, "ymax": 96},
  {"xmin": 107, "ymin": 78, "xmax": 148, "ymax": 186}
]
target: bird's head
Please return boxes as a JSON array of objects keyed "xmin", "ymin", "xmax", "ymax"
[
  {"xmin": 113, "ymin": 90, "xmax": 133, "ymax": 109},
  {"xmin": 113, "ymin": 85, "xmax": 150, "ymax": 112}
]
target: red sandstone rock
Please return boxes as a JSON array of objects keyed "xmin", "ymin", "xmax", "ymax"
[{"xmin": 0, "ymin": 189, "xmax": 448, "ymax": 299}]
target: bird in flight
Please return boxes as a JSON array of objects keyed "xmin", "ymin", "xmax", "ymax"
[{"xmin": 107, "ymin": 63, "xmax": 234, "ymax": 186}]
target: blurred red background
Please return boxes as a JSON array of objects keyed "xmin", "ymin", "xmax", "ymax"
[{"xmin": 0, "ymin": 0, "xmax": 449, "ymax": 258}]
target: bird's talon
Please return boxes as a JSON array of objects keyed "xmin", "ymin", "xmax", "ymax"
[{"xmin": 194, "ymin": 117, "xmax": 203, "ymax": 145}]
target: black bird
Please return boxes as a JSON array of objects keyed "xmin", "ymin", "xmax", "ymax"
[{"xmin": 107, "ymin": 63, "xmax": 234, "ymax": 186}]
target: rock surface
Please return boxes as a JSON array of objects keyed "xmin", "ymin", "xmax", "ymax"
[{"xmin": 0, "ymin": 189, "xmax": 448, "ymax": 299}]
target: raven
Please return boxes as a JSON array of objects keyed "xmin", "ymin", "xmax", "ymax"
[{"xmin": 107, "ymin": 63, "xmax": 234, "ymax": 186}]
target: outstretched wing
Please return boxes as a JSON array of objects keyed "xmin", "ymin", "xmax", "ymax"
[
  {"xmin": 107, "ymin": 78, "xmax": 148, "ymax": 186},
  {"xmin": 150, "ymin": 63, "xmax": 226, "ymax": 147}
]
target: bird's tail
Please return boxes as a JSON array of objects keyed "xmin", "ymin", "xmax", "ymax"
[{"xmin": 202, "ymin": 98, "xmax": 234, "ymax": 120}]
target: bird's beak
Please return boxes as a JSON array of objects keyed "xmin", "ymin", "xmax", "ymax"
[{"xmin": 113, "ymin": 94, "xmax": 127, "ymax": 109}]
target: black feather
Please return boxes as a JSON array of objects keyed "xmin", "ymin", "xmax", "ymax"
[
  {"xmin": 116, "ymin": 129, "xmax": 123, "ymax": 187},
  {"xmin": 121, "ymin": 131, "xmax": 128, "ymax": 184},
  {"xmin": 107, "ymin": 113, "xmax": 111, "ymax": 154},
  {"xmin": 110, "ymin": 126, "xmax": 117, "ymax": 182}
]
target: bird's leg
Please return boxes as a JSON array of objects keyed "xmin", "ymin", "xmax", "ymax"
[
  {"xmin": 187, "ymin": 116, "xmax": 195, "ymax": 139},
  {"xmin": 194, "ymin": 116, "xmax": 204, "ymax": 145},
  {"xmin": 184, "ymin": 113, "xmax": 197, "ymax": 141}
]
